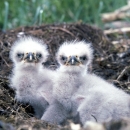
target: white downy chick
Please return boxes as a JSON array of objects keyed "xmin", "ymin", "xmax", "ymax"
[
  {"xmin": 41, "ymin": 40, "xmax": 93, "ymax": 124},
  {"xmin": 42, "ymin": 40, "xmax": 130, "ymax": 126},
  {"xmin": 9, "ymin": 36, "xmax": 55, "ymax": 118},
  {"xmin": 76, "ymin": 73, "xmax": 130, "ymax": 125}
]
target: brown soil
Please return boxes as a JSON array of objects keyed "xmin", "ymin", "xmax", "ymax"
[{"xmin": 0, "ymin": 23, "xmax": 130, "ymax": 130}]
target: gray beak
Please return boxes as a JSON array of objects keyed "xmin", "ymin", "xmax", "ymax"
[
  {"xmin": 68, "ymin": 56, "xmax": 79, "ymax": 65},
  {"xmin": 25, "ymin": 52, "xmax": 35, "ymax": 62}
]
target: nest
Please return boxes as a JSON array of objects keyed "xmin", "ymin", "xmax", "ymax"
[{"xmin": 0, "ymin": 23, "xmax": 130, "ymax": 130}]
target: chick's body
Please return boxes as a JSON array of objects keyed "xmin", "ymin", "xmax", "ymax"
[
  {"xmin": 9, "ymin": 36, "xmax": 55, "ymax": 118},
  {"xmin": 42, "ymin": 40, "xmax": 130, "ymax": 126},
  {"xmin": 41, "ymin": 41, "xmax": 93, "ymax": 124},
  {"xmin": 76, "ymin": 73, "xmax": 130, "ymax": 124}
]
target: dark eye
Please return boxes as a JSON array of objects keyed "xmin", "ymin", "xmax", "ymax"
[
  {"xmin": 62, "ymin": 57, "xmax": 65, "ymax": 60},
  {"xmin": 17, "ymin": 53, "xmax": 24, "ymax": 58},
  {"xmin": 36, "ymin": 53, "xmax": 42, "ymax": 58},
  {"xmin": 80, "ymin": 56, "xmax": 87, "ymax": 61},
  {"xmin": 61, "ymin": 56, "xmax": 66, "ymax": 61}
]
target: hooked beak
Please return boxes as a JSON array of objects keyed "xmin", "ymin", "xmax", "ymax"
[
  {"xmin": 67, "ymin": 56, "xmax": 81, "ymax": 66},
  {"xmin": 24, "ymin": 52, "xmax": 36, "ymax": 62}
]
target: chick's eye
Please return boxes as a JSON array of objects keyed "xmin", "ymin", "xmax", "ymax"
[
  {"xmin": 61, "ymin": 56, "xmax": 66, "ymax": 61},
  {"xmin": 36, "ymin": 53, "xmax": 42, "ymax": 58},
  {"xmin": 17, "ymin": 53, "xmax": 24, "ymax": 58},
  {"xmin": 80, "ymin": 56, "xmax": 87, "ymax": 61}
]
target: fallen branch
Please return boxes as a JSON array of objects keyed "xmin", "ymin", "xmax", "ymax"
[
  {"xmin": 104, "ymin": 27, "xmax": 130, "ymax": 35},
  {"xmin": 102, "ymin": 1, "xmax": 130, "ymax": 22},
  {"xmin": 102, "ymin": 12, "xmax": 130, "ymax": 22},
  {"xmin": 50, "ymin": 27, "xmax": 75, "ymax": 37},
  {"xmin": 117, "ymin": 66, "xmax": 130, "ymax": 81}
]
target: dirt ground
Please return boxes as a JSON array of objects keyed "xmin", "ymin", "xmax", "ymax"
[{"xmin": 0, "ymin": 23, "xmax": 130, "ymax": 130}]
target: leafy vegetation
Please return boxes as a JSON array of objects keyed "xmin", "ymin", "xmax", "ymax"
[{"xmin": 0, "ymin": 0, "xmax": 128, "ymax": 30}]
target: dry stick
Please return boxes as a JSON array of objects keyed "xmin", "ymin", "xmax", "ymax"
[
  {"xmin": 104, "ymin": 27, "xmax": 130, "ymax": 35},
  {"xmin": 17, "ymin": 125, "xmax": 32, "ymax": 130},
  {"xmin": 117, "ymin": 66, "xmax": 130, "ymax": 81},
  {"xmin": 0, "ymin": 48, "xmax": 11, "ymax": 67},
  {"xmin": 115, "ymin": 3, "xmax": 130, "ymax": 13},
  {"xmin": 0, "ymin": 75, "xmax": 4, "ymax": 78},
  {"xmin": 0, "ymin": 75, "xmax": 9, "ymax": 84},
  {"xmin": 125, "ymin": 82, "xmax": 130, "ymax": 85},
  {"xmin": 101, "ymin": 1, "xmax": 130, "ymax": 22},
  {"xmin": 102, "ymin": 12, "xmax": 130, "ymax": 22},
  {"xmin": 15, "ymin": 103, "xmax": 28, "ymax": 120},
  {"xmin": 0, "ymin": 75, "xmax": 8, "ymax": 80},
  {"xmin": 0, "ymin": 54, "xmax": 10, "ymax": 67},
  {"xmin": 50, "ymin": 27, "xmax": 76, "ymax": 37},
  {"xmin": 112, "ymin": 80, "xmax": 125, "ymax": 90}
]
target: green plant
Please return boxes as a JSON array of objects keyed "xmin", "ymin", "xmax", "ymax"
[{"xmin": 0, "ymin": 0, "xmax": 128, "ymax": 30}]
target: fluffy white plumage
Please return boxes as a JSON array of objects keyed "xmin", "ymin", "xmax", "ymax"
[
  {"xmin": 9, "ymin": 36, "xmax": 55, "ymax": 118},
  {"xmin": 41, "ymin": 40, "xmax": 93, "ymax": 124},
  {"xmin": 57, "ymin": 41, "xmax": 93, "ymax": 65},
  {"xmin": 76, "ymin": 73, "xmax": 130, "ymax": 125},
  {"xmin": 41, "ymin": 40, "xmax": 130, "ymax": 125}
]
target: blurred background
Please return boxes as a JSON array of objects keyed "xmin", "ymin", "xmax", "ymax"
[{"xmin": 0, "ymin": 0, "xmax": 129, "ymax": 31}]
